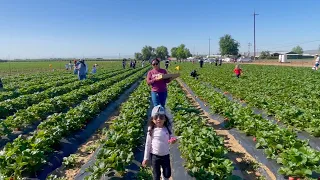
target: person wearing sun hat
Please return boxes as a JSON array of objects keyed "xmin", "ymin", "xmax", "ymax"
[{"xmin": 146, "ymin": 58, "xmax": 172, "ymax": 107}]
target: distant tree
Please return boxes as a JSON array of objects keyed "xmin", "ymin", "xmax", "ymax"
[
  {"xmin": 292, "ymin": 46, "xmax": 303, "ymax": 54},
  {"xmin": 184, "ymin": 48, "xmax": 192, "ymax": 58},
  {"xmin": 170, "ymin": 44, "xmax": 192, "ymax": 60},
  {"xmin": 155, "ymin": 46, "xmax": 169, "ymax": 60},
  {"xmin": 141, "ymin": 46, "xmax": 155, "ymax": 60},
  {"xmin": 134, "ymin": 52, "xmax": 143, "ymax": 60},
  {"xmin": 260, "ymin": 51, "xmax": 270, "ymax": 59},
  {"xmin": 219, "ymin": 34, "xmax": 240, "ymax": 56},
  {"xmin": 171, "ymin": 47, "xmax": 177, "ymax": 58},
  {"xmin": 176, "ymin": 44, "xmax": 186, "ymax": 60}
]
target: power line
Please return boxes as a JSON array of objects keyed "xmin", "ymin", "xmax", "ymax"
[{"xmin": 259, "ymin": 39, "xmax": 320, "ymax": 50}]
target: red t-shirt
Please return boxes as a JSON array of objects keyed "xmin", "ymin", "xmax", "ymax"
[{"xmin": 234, "ymin": 68, "xmax": 242, "ymax": 75}]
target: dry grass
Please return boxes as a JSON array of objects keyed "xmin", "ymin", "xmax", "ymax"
[{"xmin": 239, "ymin": 59, "xmax": 314, "ymax": 67}]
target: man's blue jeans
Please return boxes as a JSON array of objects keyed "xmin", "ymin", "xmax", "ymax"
[{"xmin": 151, "ymin": 91, "xmax": 168, "ymax": 107}]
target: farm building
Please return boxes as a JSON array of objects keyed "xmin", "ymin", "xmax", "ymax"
[{"xmin": 271, "ymin": 51, "xmax": 314, "ymax": 59}]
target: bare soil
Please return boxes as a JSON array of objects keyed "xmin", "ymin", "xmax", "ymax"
[{"xmin": 176, "ymin": 79, "xmax": 276, "ymax": 180}]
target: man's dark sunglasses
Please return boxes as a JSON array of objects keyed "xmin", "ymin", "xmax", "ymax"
[{"xmin": 152, "ymin": 63, "xmax": 159, "ymax": 66}]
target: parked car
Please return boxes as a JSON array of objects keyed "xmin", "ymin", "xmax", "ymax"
[
  {"xmin": 237, "ymin": 57, "xmax": 252, "ymax": 62},
  {"xmin": 204, "ymin": 59, "xmax": 215, "ymax": 63},
  {"xmin": 222, "ymin": 58, "xmax": 232, "ymax": 62}
]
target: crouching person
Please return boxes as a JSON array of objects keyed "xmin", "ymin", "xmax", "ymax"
[{"xmin": 190, "ymin": 70, "xmax": 199, "ymax": 79}]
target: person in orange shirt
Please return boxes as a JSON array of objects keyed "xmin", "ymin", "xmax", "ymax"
[{"xmin": 234, "ymin": 64, "xmax": 242, "ymax": 78}]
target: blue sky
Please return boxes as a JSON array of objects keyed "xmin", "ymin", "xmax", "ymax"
[{"xmin": 0, "ymin": 0, "xmax": 319, "ymax": 59}]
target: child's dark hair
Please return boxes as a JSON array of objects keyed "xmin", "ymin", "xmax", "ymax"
[{"xmin": 148, "ymin": 115, "xmax": 172, "ymax": 136}]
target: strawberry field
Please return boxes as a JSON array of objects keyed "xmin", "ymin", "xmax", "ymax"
[
  {"xmin": 0, "ymin": 62, "xmax": 153, "ymax": 179},
  {"xmin": 167, "ymin": 62, "xmax": 320, "ymax": 179},
  {"xmin": 1, "ymin": 61, "xmax": 320, "ymax": 180}
]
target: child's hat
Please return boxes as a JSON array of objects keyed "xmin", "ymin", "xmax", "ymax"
[{"xmin": 151, "ymin": 105, "xmax": 165, "ymax": 117}]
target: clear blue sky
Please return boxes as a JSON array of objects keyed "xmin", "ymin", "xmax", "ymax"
[{"xmin": 0, "ymin": 0, "xmax": 319, "ymax": 59}]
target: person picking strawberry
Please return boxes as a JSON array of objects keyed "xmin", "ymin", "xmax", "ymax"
[{"xmin": 234, "ymin": 64, "xmax": 242, "ymax": 78}]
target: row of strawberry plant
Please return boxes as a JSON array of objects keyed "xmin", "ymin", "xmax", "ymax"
[
  {"xmin": 2, "ymin": 71, "xmax": 80, "ymax": 92},
  {"xmin": 2, "ymin": 73, "xmax": 74, "ymax": 92},
  {"xmin": 2, "ymin": 63, "xmax": 121, "ymax": 87},
  {"xmin": 166, "ymin": 81, "xmax": 234, "ymax": 179},
  {"xmin": 0, "ymin": 76, "xmax": 77, "ymax": 102},
  {"xmin": 85, "ymin": 81, "xmax": 150, "ymax": 180},
  {"xmin": 2, "ymin": 70, "xmax": 71, "ymax": 84},
  {"xmin": 0, "ymin": 68, "xmax": 141, "ymax": 136},
  {"xmin": 0, "ymin": 68, "xmax": 149, "ymax": 179},
  {"xmin": 0, "ymin": 68, "xmax": 123, "ymax": 101},
  {"xmin": 184, "ymin": 63, "xmax": 320, "ymax": 137},
  {"xmin": 180, "ymin": 76, "xmax": 320, "ymax": 178},
  {"xmin": 0, "ymin": 68, "xmax": 130, "ymax": 119},
  {"xmin": 0, "ymin": 64, "xmax": 119, "ymax": 91}
]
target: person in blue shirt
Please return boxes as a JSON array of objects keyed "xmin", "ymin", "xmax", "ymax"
[
  {"xmin": 92, "ymin": 64, "xmax": 97, "ymax": 74},
  {"xmin": 76, "ymin": 59, "xmax": 87, "ymax": 80}
]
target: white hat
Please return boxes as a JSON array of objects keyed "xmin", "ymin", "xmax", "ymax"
[{"xmin": 151, "ymin": 105, "xmax": 165, "ymax": 117}]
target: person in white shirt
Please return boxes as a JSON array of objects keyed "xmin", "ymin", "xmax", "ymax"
[
  {"xmin": 142, "ymin": 105, "xmax": 176, "ymax": 180},
  {"xmin": 68, "ymin": 61, "xmax": 72, "ymax": 70},
  {"xmin": 315, "ymin": 55, "xmax": 320, "ymax": 70}
]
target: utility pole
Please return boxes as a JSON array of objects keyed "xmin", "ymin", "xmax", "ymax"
[
  {"xmin": 253, "ymin": 11, "xmax": 259, "ymax": 60},
  {"xmin": 209, "ymin": 37, "xmax": 211, "ymax": 58},
  {"xmin": 248, "ymin": 43, "xmax": 252, "ymax": 57},
  {"xmin": 119, "ymin": 53, "xmax": 120, "ymax": 60}
]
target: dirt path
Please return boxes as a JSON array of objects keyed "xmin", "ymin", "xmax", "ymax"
[{"xmin": 176, "ymin": 79, "xmax": 276, "ymax": 180}]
